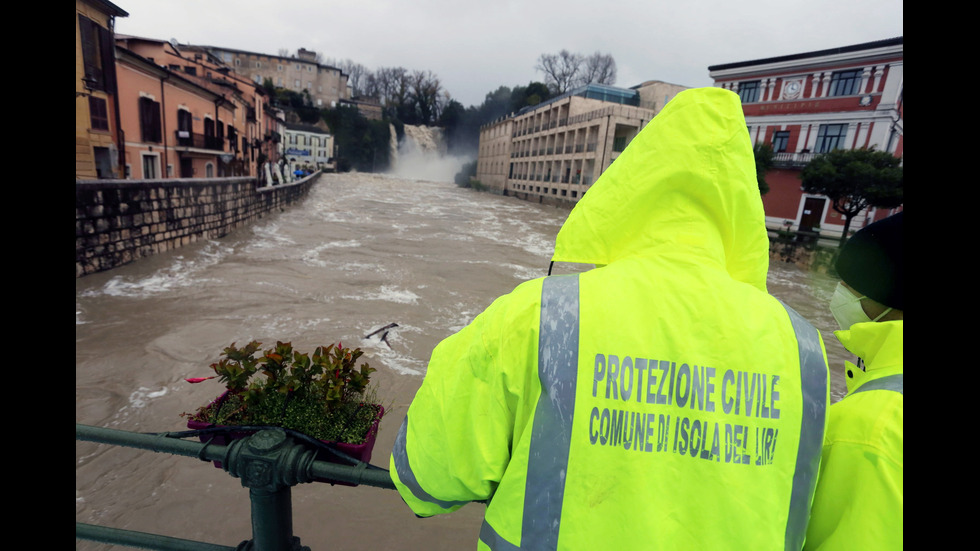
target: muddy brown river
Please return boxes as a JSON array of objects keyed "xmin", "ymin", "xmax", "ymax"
[{"xmin": 76, "ymin": 172, "xmax": 850, "ymax": 550}]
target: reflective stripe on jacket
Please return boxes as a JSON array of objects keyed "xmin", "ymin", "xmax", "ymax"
[{"xmin": 390, "ymin": 88, "xmax": 830, "ymax": 550}]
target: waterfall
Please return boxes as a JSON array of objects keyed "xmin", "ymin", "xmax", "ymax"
[{"xmin": 388, "ymin": 124, "xmax": 471, "ymax": 183}]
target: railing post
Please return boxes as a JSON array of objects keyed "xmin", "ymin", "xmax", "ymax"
[{"xmin": 224, "ymin": 429, "xmax": 315, "ymax": 551}]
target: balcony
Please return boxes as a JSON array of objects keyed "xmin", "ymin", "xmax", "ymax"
[
  {"xmin": 175, "ymin": 130, "xmax": 226, "ymax": 152},
  {"xmin": 773, "ymin": 151, "xmax": 816, "ymax": 168}
]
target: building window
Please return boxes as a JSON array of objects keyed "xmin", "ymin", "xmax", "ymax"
[
  {"xmin": 772, "ymin": 131, "xmax": 790, "ymax": 153},
  {"xmin": 141, "ymin": 154, "xmax": 159, "ymax": 179},
  {"xmin": 278, "ymin": 64, "xmax": 283, "ymax": 71},
  {"xmin": 815, "ymin": 124, "xmax": 847, "ymax": 153},
  {"xmin": 89, "ymin": 96, "xmax": 109, "ymax": 130},
  {"xmin": 177, "ymin": 109, "xmax": 192, "ymax": 145},
  {"xmin": 738, "ymin": 80, "xmax": 761, "ymax": 103},
  {"xmin": 139, "ymin": 97, "xmax": 162, "ymax": 143},
  {"xmin": 829, "ymin": 69, "xmax": 862, "ymax": 96},
  {"xmin": 184, "ymin": 66, "xmax": 197, "ymax": 76},
  {"xmin": 94, "ymin": 147, "xmax": 114, "ymax": 178}
]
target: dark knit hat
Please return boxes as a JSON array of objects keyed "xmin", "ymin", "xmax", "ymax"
[{"xmin": 835, "ymin": 212, "xmax": 903, "ymax": 310}]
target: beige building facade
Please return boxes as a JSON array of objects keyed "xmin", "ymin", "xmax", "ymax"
[
  {"xmin": 199, "ymin": 46, "xmax": 350, "ymax": 109},
  {"xmin": 476, "ymin": 82, "xmax": 688, "ymax": 204}
]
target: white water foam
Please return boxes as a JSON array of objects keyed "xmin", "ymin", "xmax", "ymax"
[
  {"xmin": 128, "ymin": 386, "xmax": 168, "ymax": 409},
  {"xmin": 346, "ymin": 285, "xmax": 420, "ymax": 304},
  {"xmin": 301, "ymin": 240, "xmax": 362, "ymax": 267},
  {"xmin": 80, "ymin": 241, "xmax": 231, "ymax": 299},
  {"xmin": 387, "ymin": 124, "xmax": 472, "ymax": 183}
]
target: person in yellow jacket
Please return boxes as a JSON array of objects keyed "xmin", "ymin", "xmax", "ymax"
[
  {"xmin": 805, "ymin": 212, "xmax": 903, "ymax": 550},
  {"xmin": 390, "ymin": 87, "xmax": 830, "ymax": 550}
]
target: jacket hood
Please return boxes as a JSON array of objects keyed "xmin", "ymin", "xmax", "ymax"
[
  {"xmin": 552, "ymin": 87, "xmax": 769, "ymax": 291},
  {"xmin": 835, "ymin": 319, "xmax": 903, "ymax": 372}
]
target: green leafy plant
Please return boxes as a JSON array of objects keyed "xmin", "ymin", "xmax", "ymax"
[{"xmin": 183, "ymin": 341, "xmax": 383, "ymax": 444}]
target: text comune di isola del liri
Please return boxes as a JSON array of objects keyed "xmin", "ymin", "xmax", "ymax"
[{"xmin": 587, "ymin": 353, "xmax": 782, "ymax": 466}]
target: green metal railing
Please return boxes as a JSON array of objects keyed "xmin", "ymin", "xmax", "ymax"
[{"xmin": 75, "ymin": 424, "xmax": 396, "ymax": 550}]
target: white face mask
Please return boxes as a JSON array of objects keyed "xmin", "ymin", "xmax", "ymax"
[{"xmin": 829, "ymin": 282, "xmax": 892, "ymax": 330}]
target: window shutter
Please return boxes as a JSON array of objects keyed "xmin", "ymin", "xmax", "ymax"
[
  {"xmin": 98, "ymin": 24, "xmax": 117, "ymax": 92},
  {"xmin": 78, "ymin": 15, "xmax": 104, "ymax": 91}
]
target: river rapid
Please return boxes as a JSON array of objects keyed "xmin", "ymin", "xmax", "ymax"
[{"xmin": 76, "ymin": 172, "xmax": 850, "ymax": 550}]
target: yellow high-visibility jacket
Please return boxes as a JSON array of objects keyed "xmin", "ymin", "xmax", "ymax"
[
  {"xmin": 390, "ymin": 87, "xmax": 830, "ymax": 550},
  {"xmin": 805, "ymin": 320, "xmax": 903, "ymax": 550}
]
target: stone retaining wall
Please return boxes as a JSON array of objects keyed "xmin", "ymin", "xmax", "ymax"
[{"xmin": 75, "ymin": 173, "xmax": 319, "ymax": 277}]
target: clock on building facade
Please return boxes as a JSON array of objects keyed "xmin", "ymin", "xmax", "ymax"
[{"xmin": 782, "ymin": 79, "xmax": 803, "ymax": 99}]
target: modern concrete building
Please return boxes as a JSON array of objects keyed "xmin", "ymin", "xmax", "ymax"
[
  {"xmin": 709, "ymin": 37, "xmax": 904, "ymax": 238},
  {"xmin": 190, "ymin": 45, "xmax": 351, "ymax": 109},
  {"xmin": 475, "ymin": 81, "xmax": 688, "ymax": 204},
  {"xmin": 75, "ymin": 0, "xmax": 128, "ymax": 179}
]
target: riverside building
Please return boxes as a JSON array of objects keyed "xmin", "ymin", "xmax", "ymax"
[
  {"xmin": 475, "ymin": 81, "xmax": 688, "ymax": 204},
  {"xmin": 186, "ymin": 45, "xmax": 351, "ymax": 110},
  {"xmin": 283, "ymin": 122, "xmax": 336, "ymax": 172},
  {"xmin": 709, "ymin": 37, "xmax": 904, "ymax": 237}
]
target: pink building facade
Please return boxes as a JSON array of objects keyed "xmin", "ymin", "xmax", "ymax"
[
  {"xmin": 110, "ymin": 36, "xmax": 284, "ymax": 180},
  {"xmin": 709, "ymin": 37, "xmax": 903, "ymax": 238}
]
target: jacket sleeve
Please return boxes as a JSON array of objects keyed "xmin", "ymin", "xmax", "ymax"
[
  {"xmin": 390, "ymin": 280, "xmax": 542, "ymax": 517},
  {"xmin": 804, "ymin": 397, "xmax": 903, "ymax": 550}
]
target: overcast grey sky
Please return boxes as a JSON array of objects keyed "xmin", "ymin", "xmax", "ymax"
[{"xmin": 113, "ymin": 0, "xmax": 903, "ymax": 109}]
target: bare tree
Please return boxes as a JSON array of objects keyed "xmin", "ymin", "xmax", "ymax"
[
  {"xmin": 366, "ymin": 66, "xmax": 411, "ymax": 118},
  {"xmin": 410, "ymin": 70, "xmax": 443, "ymax": 125},
  {"xmin": 328, "ymin": 58, "xmax": 370, "ymax": 97},
  {"xmin": 577, "ymin": 51, "xmax": 617, "ymax": 87},
  {"xmin": 536, "ymin": 50, "xmax": 583, "ymax": 95}
]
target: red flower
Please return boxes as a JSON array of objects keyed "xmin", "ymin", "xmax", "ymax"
[{"xmin": 185, "ymin": 376, "xmax": 216, "ymax": 384}]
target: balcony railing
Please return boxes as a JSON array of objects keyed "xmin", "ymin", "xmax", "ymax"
[
  {"xmin": 175, "ymin": 130, "xmax": 226, "ymax": 152},
  {"xmin": 773, "ymin": 151, "xmax": 816, "ymax": 168}
]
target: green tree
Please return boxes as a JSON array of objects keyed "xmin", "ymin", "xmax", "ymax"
[
  {"xmin": 800, "ymin": 148, "xmax": 903, "ymax": 246},
  {"xmin": 439, "ymin": 99, "xmax": 467, "ymax": 154},
  {"xmin": 320, "ymin": 105, "xmax": 391, "ymax": 173},
  {"xmin": 753, "ymin": 142, "xmax": 774, "ymax": 196},
  {"xmin": 510, "ymin": 81, "xmax": 551, "ymax": 113}
]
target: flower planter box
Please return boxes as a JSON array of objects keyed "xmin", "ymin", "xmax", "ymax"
[{"xmin": 187, "ymin": 392, "xmax": 383, "ymax": 486}]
